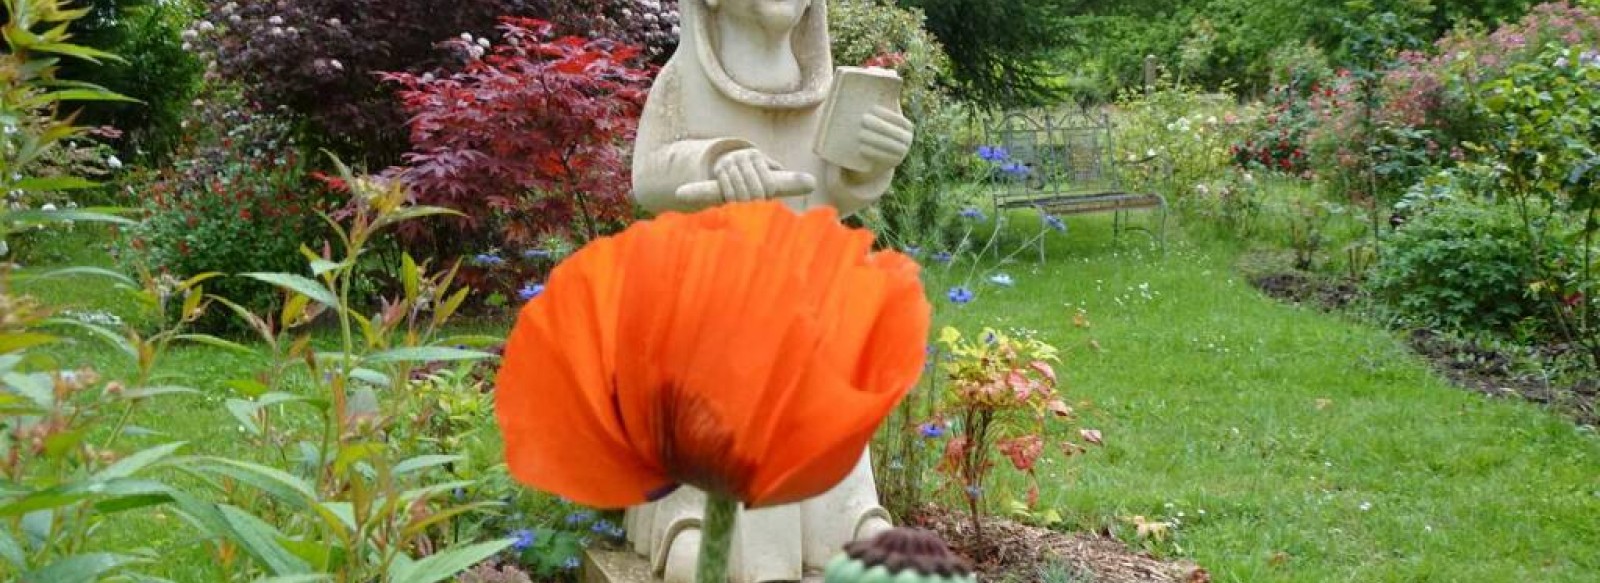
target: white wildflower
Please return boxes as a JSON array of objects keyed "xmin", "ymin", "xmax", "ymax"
[
  {"xmin": 41, "ymin": 203, "xmax": 57, "ymax": 212},
  {"xmin": 268, "ymin": 15, "xmax": 284, "ymax": 26}
]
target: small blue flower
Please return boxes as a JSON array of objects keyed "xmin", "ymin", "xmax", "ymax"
[
  {"xmin": 591, "ymin": 519, "xmax": 614, "ymax": 534},
  {"xmin": 947, "ymin": 287, "xmax": 975, "ymax": 305},
  {"xmin": 904, "ymin": 245, "xmax": 922, "ymax": 257},
  {"xmin": 472, "ymin": 253, "xmax": 506, "ymax": 267},
  {"xmin": 982, "ymin": 331, "xmax": 997, "ymax": 345},
  {"xmin": 932, "ymin": 251, "xmax": 953, "ymax": 264},
  {"xmin": 1000, "ymin": 162, "xmax": 1028, "ymax": 176},
  {"xmin": 989, "ymin": 273, "xmax": 1015, "ymax": 287},
  {"xmin": 1044, "ymin": 214, "xmax": 1067, "ymax": 233},
  {"xmin": 563, "ymin": 556, "xmax": 582, "ymax": 570},
  {"xmin": 518, "ymin": 282, "xmax": 545, "ymax": 302},
  {"xmin": 523, "ymin": 248, "xmax": 552, "ymax": 260},
  {"xmin": 919, "ymin": 423, "xmax": 945, "ymax": 439},
  {"xmin": 565, "ymin": 511, "xmax": 594, "ymax": 526},
  {"xmin": 511, "ymin": 529, "xmax": 537, "ymax": 551},
  {"xmin": 977, "ymin": 145, "xmax": 1010, "ymax": 163},
  {"xmin": 959, "ymin": 207, "xmax": 986, "ymax": 221},
  {"xmin": 608, "ymin": 523, "xmax": 626, "ymax": 538}
]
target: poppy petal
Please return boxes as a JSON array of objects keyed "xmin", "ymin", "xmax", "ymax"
[{"xmin": 496, "ymin": 237, "xmax": 671, "ymax": 507}]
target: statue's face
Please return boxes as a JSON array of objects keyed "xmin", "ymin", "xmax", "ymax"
[{"xmin": 712, "ymin": 0, "xmax": 810, "ymax": 36}]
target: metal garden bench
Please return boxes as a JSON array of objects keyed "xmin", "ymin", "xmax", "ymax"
[{"xmin": 981, "ymin": 108, "xmax": 1168, "ymax": 251}]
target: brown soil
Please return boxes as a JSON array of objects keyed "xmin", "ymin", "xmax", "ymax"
[
  {"xmin": 1406, "ymin": 329, "xmax": 1598, "ymax": 426},
  {"xmin": 904, "ymin": 506, "xmax": 1210, "ymax": 583},
  {"xmin": 1248, "ymin": 271, "xmax": 1598, "ymax": 426},
  {"xmin": 1249, "ymin": 272, "xmax": 1360, "ymax": 311}
]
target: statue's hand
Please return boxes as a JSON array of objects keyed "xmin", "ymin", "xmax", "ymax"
[
  {"xmin": 857, "ymin": 105, "xmax": 915, "ymax": 170},
  {"xmin": 675, "ymin": 148, "xmax": 816, "ymax": 204}
]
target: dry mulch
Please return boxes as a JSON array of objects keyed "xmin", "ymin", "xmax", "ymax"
[{"xmin": 904, "ymin": 506, "xmax": 1210, "ymax": 583}]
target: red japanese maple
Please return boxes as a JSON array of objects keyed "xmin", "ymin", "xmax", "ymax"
[{"xmin": 382, "ymin": 18, "xmax": 655, "ymax": 253}]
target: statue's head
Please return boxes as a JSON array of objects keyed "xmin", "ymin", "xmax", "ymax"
[
  {"xmin": 705, "ymin": 0, "xmax": 812, "ymax": 37},
  {"xmin": 679, "ymin": 0, "xmax": 832, "ymax": 109}
]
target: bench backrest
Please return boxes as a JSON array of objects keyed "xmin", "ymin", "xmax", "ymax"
[{"xmin": 983, "ymin": 107, "xmax": 1122, "ymax": 206}]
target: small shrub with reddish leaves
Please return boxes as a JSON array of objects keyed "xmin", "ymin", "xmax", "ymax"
[{"xmin": 381, "ymin": 18, "xmax": 654, "ymax": 273}]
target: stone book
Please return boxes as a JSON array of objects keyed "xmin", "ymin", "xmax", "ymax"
[{"xmin": 813, "ymin": 66, "xmax": 903, "ymax": 173}]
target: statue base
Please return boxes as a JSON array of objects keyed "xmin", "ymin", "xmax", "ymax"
[{"xmin": 583, "ymin": 547, "xmax": 824, "ymax": 583}]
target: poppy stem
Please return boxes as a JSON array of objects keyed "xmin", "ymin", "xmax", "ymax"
[{"xmin": 697, "ymin": 494, "xmax": 738, "ymax": 583}]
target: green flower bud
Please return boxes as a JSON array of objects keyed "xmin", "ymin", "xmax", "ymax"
[{"xmin": 824, "ymin": 528, "xmax": 976, "ymax": 583}]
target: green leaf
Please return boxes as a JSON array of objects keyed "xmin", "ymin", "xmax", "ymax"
[
  {"xmin": 176, "ymin": 334, "xmax": 257, "ymax": 355},
  {"xmin": 35, "ymin": 89, "xmax": 139, "ymax": 103},
  {"xmin": 363, "ymin": 347, "xmax": 495, "ymax": 365},
  {"xmin": 348, "ymin": 367, "xmax": 391, "ymax": 387},
  {"xmin": 2, "ymin": 372, "xmax": 54, "ymax": 408},
  {"xmin": 30, "ymin": 42, "xmax": 127, "ymax": 64},
  {"xmin": 392, "ymin": 455, "xmax": 463, "ymax": 476},
  {"xmin": 315, "ymin": 501, "xmax": 357, "ymax": 535},
  {"xmin": 389, "ymin": 538, "xmax": 514, "ymax": 583},
  {"xmin": 241, "ymin": 273, "xmax": 340, "ymax": 308},
  {"xmin": 11, "ymin": 175, "xmax": 99, "ymax": 191},
  {"xmin": 19, "ymin": 553, "xmax": 142, "ymax": 583},
  {"xmin": 121, "ymin": 386, "xmax": 201, "ymax": 400},
  {"xmin": 0, "ymin": 528, "xmax": 25, "ymax": 569},
  {"xmin": 93, "ymin": 442, "xmax": 188, "ymax": 481},
  {"xmin": 91, "ymin": 480, "xmax": 176, "ymax": 514},
  {"xmin": 308, "ymin": 259, "xmax": 347, "ymax": 278},
  {"xmin": 402, "ymin": 254, "xmax": 421, "ymax": 301},
  {"xmin": 0, "ymin": 488, "xmax": 90, "ymax": 517},
  {"xmin": 15, "ymin": 266, "xmax": 136, "ymax": 287},
  {"xmin": 225, "ymin": 379, "xmax": 270, "ymax": 398},
  {"xmin": 195, "ymin": 458, "xmax": 317, "ymax": 506},
  {"xmin": 255, "ymin": 575, "xmax": 334, "ymax": 583},
  {"xmin": 217, "ymin": 505, "xmax": 312, "ymax": 575},
  {"xmin": 0, "ymin": 332, "xmax": 58, "ymax": 353},
  {"xmin": 43, "ymin": 318, "xmax": 137, "ymax": 362},
  {"xmin": 7, "ymin": 209, "xmax": 134, "ymax": 226}
]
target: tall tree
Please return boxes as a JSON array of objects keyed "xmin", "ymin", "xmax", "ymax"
[{"xmin": 896, "ymin": 0, "xmax": 1077, "ymax": 107}]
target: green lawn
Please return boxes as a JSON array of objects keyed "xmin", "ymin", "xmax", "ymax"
[
  {"xmin": 924, "ymin": 214, "xmax": 1600, "ymax": 582},
  {"xmin": 18, "ymin": 210, "xmax": 1600, "ymax": 582}
]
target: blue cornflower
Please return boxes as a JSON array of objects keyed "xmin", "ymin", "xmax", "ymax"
[
  {"xmin": 607, "ymin": 523, "xmax": 627, "ymax": 538},
  {"xmin": 518, "ymin": 282, "xmax": 545, "ymax": 302},
  {"xmin": 591, "ymin": 519, "xmax": 614, "ymax": 535},
  {"xmin": 982, "ymin": 331, "xmax": 998, "ymax": 345},
  {"xmin": 1000, "ymin": 161, "xmax": 1028, "ymax": 176},
  {"xmin": 919, "ymin": 423, "xmax": 945, "ymax": 439},
  {"xmin": 563, "ymin": 557, "xmax": 582, "ymax": 570},
  {"xmin": 959, "ymin": 207, "xmax": 986, "ymax": 221},
  {"xmin": 523, "ymin": 248, "xmax": 553, "ymax": 260},
  {"xmin": 1044, "ymin": 214, "xmax": 1067, "ymax": 233},
  {"xmin": 511, "ymin": 529, "xmax": 537, "ymax": 551},
  {"xmin": 989, "ymin": 273, "xmax": 1015, "ymax": 287},
  {"xmin": 977, "ymin": 145, "xmax": 1010, "ymax": 162},
  {"xmin": 565, "ymin": 511, "xmax": 594, "ymax": 526},
  {"xmin": 932, "ymin": 251, "xmax": 953, "ymax": 264},
  {"xmin": 472, "ymin": 253, "xmax": 505, "ymax": 267},
  {"xmin": 947, "ymin": 287, "xmax": 975, "ymax": 305}
]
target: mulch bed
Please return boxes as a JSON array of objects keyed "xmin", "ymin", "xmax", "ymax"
[
  {"xmin": 1248, "ymin": 270, "xmax": 1598, "ymax": 426},
  {"xmin": 903, "ymin": 506, "xmax": 1211, "ymax": 583}
]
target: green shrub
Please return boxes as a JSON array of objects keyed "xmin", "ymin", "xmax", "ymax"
[
  {"xmin": 117, "ymin": 91, "xmax": 327, "ymax": 331},
  {"xmin": 56, "ymin": 0, "xmax": 203, "ymax": 165},
  {"xmin": 831, "ymin": 0, "xmax": 974, "ymax": 252},
  {"xmin": 1367, "ymin": 193, "xmax": 1557, "ymax": 333}
]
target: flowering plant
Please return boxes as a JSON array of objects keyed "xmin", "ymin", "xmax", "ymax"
[{"xmin": 927, "ymin": 326, "xmax": 1099, "ymax": 544}]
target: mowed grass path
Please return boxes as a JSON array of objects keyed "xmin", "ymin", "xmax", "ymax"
[{"xmin": 22, "ymin": 213, "xmax": 1600, "ymax": 582}]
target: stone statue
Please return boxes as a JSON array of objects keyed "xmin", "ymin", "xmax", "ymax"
[
  {"xmin": 631, "ymin": 0, "xmax": 914, "ymax": 216},
  {"xmin": 626, "ymin": 0, "xmax": 915, "ymax": 582}
]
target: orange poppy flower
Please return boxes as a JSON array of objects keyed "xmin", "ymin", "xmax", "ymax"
[{"xmin": 495, "ymin": 201, "xmax": 930, "ymax": 509}]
